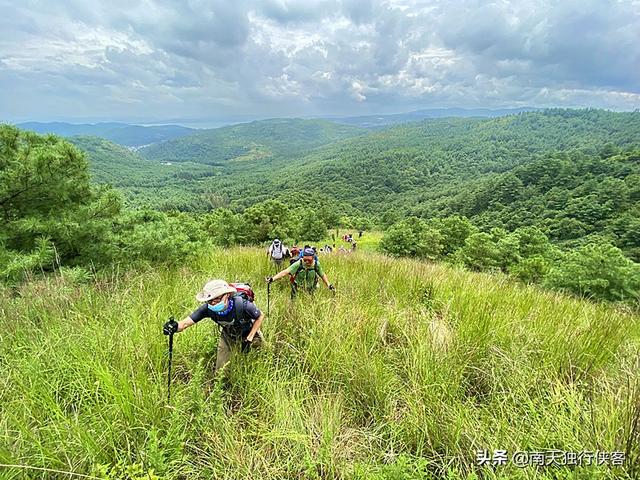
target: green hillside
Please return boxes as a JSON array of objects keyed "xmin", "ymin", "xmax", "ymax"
[
  {"xmin": 138, "ymin": 118, "xmax": 368, "ymax": 164},
  {"xmin": 69, "ymin": 136, "xmax": 220, "ymax": 210},
  {"xmin": 1, "ymin": 248, "xmax": 638, "ymax": 479},
  {"xmin": 266, "ymin": 109, "xmax": 640, "ymax": 213}
]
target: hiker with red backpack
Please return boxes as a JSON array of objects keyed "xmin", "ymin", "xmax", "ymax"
[
  {"xmin": 267, "ymin": 247, "xmax": 335, "ymax": 298},
  {"xmin": 289, "ymin": 245, "xmax": 301, "ymax": 265},
  {"xmin": 163, "ymin": 279, "xmax": 263, "ymax": 373}
]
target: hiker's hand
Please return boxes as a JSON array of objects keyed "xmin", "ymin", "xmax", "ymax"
[
  {"xmin": 266, "ymin": 276, "xmax": 274, "ymax": 284},
  {"xmin": 328, "ymin": 284, "xmax": 335, "ymax": 292},
  {"xmin": 163, "ymin": 319, "xmax": 178, "ymax": 336},
  {"xmin": 241, "ymin": 338, "xmax": 252, "ymax": 353}
]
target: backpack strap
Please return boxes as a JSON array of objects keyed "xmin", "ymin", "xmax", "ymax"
[
  {"xmin": 292, "ymin": 259, "xmax": 320, "ymax": 283},
  {"xmin": 233, "ymin": 296, "xmax": 247, "ymax": 324},
  {"xmin": 212, "ymin": 295, "xmax": 249, "ymax": 331}
]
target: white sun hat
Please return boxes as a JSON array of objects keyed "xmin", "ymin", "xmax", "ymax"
[{"xmin": 195, "ymin": 279, "xmax": 237, "ymax": 302}]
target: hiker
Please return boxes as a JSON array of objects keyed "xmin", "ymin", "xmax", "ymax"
[
  {"xmin": 267, "ymin": 238, "xmax": 288, "ymax": 270},
  {"xmin": 163, "ymin": 279, "xmax": 264, "ymax": 373},
  {"xmin": 267, "ymin": 247, "xmax": 335, "ymax": 298},
  {"xmin": 351, "ymin": 241, "xmax": 357, "ymax": 252}
]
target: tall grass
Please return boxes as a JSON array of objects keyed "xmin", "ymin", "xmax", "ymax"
[{"xmin": 1, "ymin": 248, "xmax": 639, "ymax": 479}]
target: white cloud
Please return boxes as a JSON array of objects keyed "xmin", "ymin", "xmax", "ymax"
[{"xmin": 1, "ymin": 0, "xmax": 639, "ymax": 121}]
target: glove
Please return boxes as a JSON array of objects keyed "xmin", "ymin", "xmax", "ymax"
[
  {"xmin": 266, "ymin": 276, "xmax": 274, "ymax": 284},
  {"xmin": 163, "ymin": 319, "xmax": 178, "ymax": 336},
  {"xmin": 328, "ymin": 284, "xmax": 335, "ymax": 291}
]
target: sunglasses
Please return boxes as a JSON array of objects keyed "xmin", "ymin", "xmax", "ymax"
[{"xmin": 208, "ymin": 295, "xmax": 225, "ymax": 304}]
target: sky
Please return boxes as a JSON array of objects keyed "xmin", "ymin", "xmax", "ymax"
[{"xmin": 1, "ymin": 0, "xmax": 639, "ymax": 124}]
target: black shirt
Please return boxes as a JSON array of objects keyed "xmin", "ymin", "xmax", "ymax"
[{"xmin": 190, "ymin": 297, "xmax": 262, "ymax": 338}]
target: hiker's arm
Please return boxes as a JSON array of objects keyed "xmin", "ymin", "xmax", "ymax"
[
  {"xmin": 245, "ymin": 312, "xmax": 264, "ymax": 342},
  {"xmin": 271, "ymin": 268, "xmax": 291, "ymax": 281},
  {"xmin": 321, "ymin": 273, "xmax": 330, "ymax": 288},
  {"xmin": 177, "ymin": 317, "xmax": 196, "ymax": 332}
]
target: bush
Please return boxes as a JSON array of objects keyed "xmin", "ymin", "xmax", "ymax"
[{"xmin": 544, "ymin": 242, "xmax": 640, "ymax": 302}]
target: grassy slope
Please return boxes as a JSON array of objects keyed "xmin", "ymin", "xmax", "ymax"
[{"xmin": 1, "ymin": 250, "xmax": 639, "ymax": 479}]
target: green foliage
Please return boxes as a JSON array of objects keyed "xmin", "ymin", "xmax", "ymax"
[
  {"xmin": 296, "ymin": 209, "xmax": 328, "ymax": 242},
  {"xmin": 93, "ymin": 461, "xmax": 160, "ymax": 480},
  {"xmin": 0, "ymin": 126, "xmax": 207, "ymax": 281},
  {"xmin": 0, "ymin": 125, "xmax": 122, "ymax": 281},
  {"xmin": 114, "ymin": 210, "xmax": 204, "ymax": 265},
  {"xmin": 381, "ymin": 214, "xmax": 640, "ymax": 304},
  {"xmin": 203, "ymin": 208, "xmax": 250, "ymax": 247},
  {"xmin": 432, "ymin": 216, "xmax": 478, "ymax": 255},
  {"xmin": 456, "ymin": 232, "xmax": 501, "ymax": 271},
  {"xmin": 509, "ymin": 255, "xmax": 550, "ymax": 284},
  {"xmin": 544, "ymin": 243, "xmax": 640, "ymax": 302},
  {"xmin": 380, "ymin": 217, "xmax": 425, "ymax": 257},
  {"xmin": 243, "ymin": 199, "xmax": 293, "ymax": 242}
]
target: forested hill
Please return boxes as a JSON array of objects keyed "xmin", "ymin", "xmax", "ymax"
[
  {"xmin": 69, "ymin": 110, "xmax": 640, "ymax": 231},
  {"xmin": 138, "ymin": 118, "xmax": 368, "ymax": 164},
  {"xmin": 69, "ymin": 136, "xmax": 219, "ymax": 210},
  {"xmin": 228, "ymin": 109, "xmax": 639, "ymax": 209}
]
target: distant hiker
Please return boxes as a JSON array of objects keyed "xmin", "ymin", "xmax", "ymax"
[
  {"xmin": 267, "ymin": 238, "xmax": 288, "ymax": 270},
  {"xmin": 267, "ymin": 247, "xmax": 334, "ymax": 298},
  {"xmin": 358, "ymin": 230, "xmax": 363, "ymax": 238},
  {"xmin": 352, "ymin": 241, "xmax": 357, "ymax": 252},
  {"xmin": 163, "ymin": 280, "xmax": 264, "ymax": 373}
]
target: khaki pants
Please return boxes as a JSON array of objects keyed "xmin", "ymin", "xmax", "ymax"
[{"xmin": 215, "ymin": 329, "xmax": 264, "ymax": 373}]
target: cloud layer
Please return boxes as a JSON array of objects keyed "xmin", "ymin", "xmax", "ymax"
[{"xmin": 1, "ymin": 0, "xmax": 639, "ymax": 122}]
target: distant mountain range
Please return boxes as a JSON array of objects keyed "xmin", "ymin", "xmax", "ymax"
[
  {"xmin": 327, "ymin": 107, "xmax": 539, "ymax": 128},
  {"xmin": 15, "ymin": 121, "xmax": 196, "ymax": 147},
  {"xmin": 14, "ymin": 108, "xmax": 541, "ymax": 147}
]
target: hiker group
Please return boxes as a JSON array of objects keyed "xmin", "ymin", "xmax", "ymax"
[{"xmin": 163, "ymin": 238, "xmax": 335, "ymax": 375}]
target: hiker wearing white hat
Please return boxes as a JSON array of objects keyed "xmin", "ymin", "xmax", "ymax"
[
  {"xmin": 267, "ymin": 238, "xmax": 289, "ymax": 271},
  {"xmin": 163, "ymin": 279, "xmax": 264, "ymax": 372}
]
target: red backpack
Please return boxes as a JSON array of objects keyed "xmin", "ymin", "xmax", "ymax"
[{"xmin": 229, "ymin": 282, "xmax": 255, "ymax": 302}]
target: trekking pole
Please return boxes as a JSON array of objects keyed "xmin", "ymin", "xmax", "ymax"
[
  {"xmin": 167, "ymin": 317, "xmax": 175, "ymax": 404},
  {"xmin": 267, "ymin": 281, "xmax": 271, "ymax": 319}
]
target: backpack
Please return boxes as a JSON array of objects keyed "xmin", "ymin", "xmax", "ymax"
[
  {"xmin": 213, "ymin": 284, "xmax": 255, "ymax": 338},
  {"xmin": 229, "ymin": 282, "xmax": 255, "ymax": 302},
  {"xmin": 290, "ymin": 258, "xmax": 320, "ymax": 285},
  {"xmin": 270, "ymin": 242, "xmax": 283, "ymax": 260}
]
